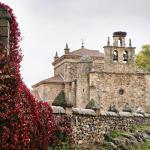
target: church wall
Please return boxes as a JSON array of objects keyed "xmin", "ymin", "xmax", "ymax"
[
  {"xmin": 54, "ymin": 61, "xmax": 78, "ymax": 81},
  {"xmin": 93, "ymin": 62, "xmax": 104, "ymax": 72},
  {"xmin": 33, "ymin": 85, "xmax": 44, "ymax": 100},
  {"xmin": 67, "ymin": 62, "xmax": 78, "ymax": 81},
  {"xmin": 33, "ymin": 83, "xmax": 64, "ymax": 104},
  {"xmin": 76, "ymin": 62, "xmax": 93, "ymax": 108},
  {"xmin": 90, "ymin": 72, "xmax": 150, "ymax": 112},
  {"xmin": 54, "ymin": 63, "xmax": 65, "ymax": 77}
]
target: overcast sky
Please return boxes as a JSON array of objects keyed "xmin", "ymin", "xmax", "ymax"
[{"xmin": 1, "ymin": 0, "xmax": 150, "ymax": 88}]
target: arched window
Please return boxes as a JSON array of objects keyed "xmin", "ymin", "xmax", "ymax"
[
  {"xmin": 123, "ymin": 50, "xmax": 128, "ymax": 63},
  {"xmin": 113, "ymin": 50, "xmax": 118, "ymax": 62},
  {"xmin": 119, "ymin": 37, "xmax": 122, "ymax": 47}
]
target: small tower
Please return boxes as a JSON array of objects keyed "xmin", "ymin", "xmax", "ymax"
[
  {"xmin": 54, "ymin": 51, "xmax": 58, "ymax": 61},
  {"xmin": 104, "ymin": 31, "xmax": 136, "ymax": 73},
  {"xmin": 107, "ymin": 37, "xmax": 110, "ymax": 46},
  {"xmin": 81, "ymin": 39, "xmax": 84, "ymax": 48},
  {"xmin": 64, "ymin": 43, "xmax": 70, "ymax": 54}
]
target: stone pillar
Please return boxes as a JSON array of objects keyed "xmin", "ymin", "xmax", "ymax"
[
  {"xmin": 0, "ymin": 8, "xmax": 10, "ymax": 48},
  {"xmin": 71, "ymin": 80, "xmax": 76, "ymax": 107},
  {"xmin": 76, "ymin": 59, "xmax": 93, "ymax": 108},
  {"xmin": 145, "ymin": 75, "xmax": 150, "ymax": 112},
  {"xmin": 65, "ymin": 82, "xmax": 71, "ymax": 104},
  {"xmin": 0, "ymin": 8, "xmax": 11, "ymax": 69},
  {"xmin": 65, "ymin": 106, "xmax": 72, "ymax": 114}
]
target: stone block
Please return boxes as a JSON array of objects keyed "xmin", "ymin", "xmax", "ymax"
[
  {"xmin": 0, "ymin": 20, "xmax": 9, "ymax": 27},
  {"xmin": 65, "ymin": 107, "xmax": 72, "ymax": 114},
  {"xmin": 0, "ymin": 26, "xmax": 9, "ymax": 36}
]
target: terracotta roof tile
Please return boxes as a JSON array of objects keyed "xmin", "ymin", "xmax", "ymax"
[
  {"xmin": 32, "ymin": 74, "xmax": 64, "ymax": 88},
  {"xmin": 69, "ymin": 48, "xmax": 104, "ymax": 57}
]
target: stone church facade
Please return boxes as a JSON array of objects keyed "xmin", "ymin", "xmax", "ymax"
[{"xmin": 32, "ymin": 32, "xmax": 150, "ymax": 112}]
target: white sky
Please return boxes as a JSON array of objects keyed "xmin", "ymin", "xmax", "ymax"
[{"xmin": 1, "ymin": 0, "xmax": 150, "ymax": 88}]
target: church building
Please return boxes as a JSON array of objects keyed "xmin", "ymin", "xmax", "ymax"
[{"xmin": 32, "ymin": 32, "xmax": 150, "ymax": 112}]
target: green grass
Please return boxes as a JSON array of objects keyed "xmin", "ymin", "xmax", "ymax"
[
  {"xmin": 132, "ymin": 140, "xmax": 150, "ymax": 150},
  {"xmin": 110, "ymin": 130, "xmax": 127, "ymax": 138},
  {"xmin": 130, "ymin": 124, "xmax": 150, "ymax": 132},
  {"xmin": 104, "ymin": 130, "xmax": 127, "ymax": 142}
]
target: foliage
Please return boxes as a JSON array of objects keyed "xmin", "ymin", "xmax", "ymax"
[
  {"xmin": 109, "ymin": 130, "xmax": 126, "ymax": 138},
  {"xmin": 136, "ymin": 45, "xmax": 150, "ymax": 72},
  {"xmin": 0, "ymin": 3, "xmax": 72, "ymax": 150},
  {"xmin": 104, "ymin": 125, "xmax": 150, "ymax": 150},
  {"xmin": 52, "ymin": 90, "xmax": 68, "ymax": 108},
  {"xmin": 132, "ymin": 140, "xmax": 150, "ymax": 150},
  {"xmin": 104, "ymin": 130, "xmax": 126, "ymax": 142},
  {"xmin": 122, "ymin": 103, "xmax": 132, "ymax": 112},
  {"xmin": 130, "ymin": 125, "xmax": 150, "ymax": 133},
  {"xmin": 49, "ymin": 115, "xmax": 72, "ymax": 148},
  {"xmin": 108, "ymin": 103, "xmax": 118, "ymax": 112},
  {"xmin": 85, "ymin": 99, "xmax": 96, "ymax": 109}
]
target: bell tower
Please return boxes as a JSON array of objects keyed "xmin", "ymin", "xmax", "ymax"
[{"xmin": 104, "ymin": 31, "xmax": 136, "ymax": 73}]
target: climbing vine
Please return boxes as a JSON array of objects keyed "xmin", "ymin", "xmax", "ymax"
[{"xmin": 0, "ymin": 3, "xmax": 71, "ymax": 150}]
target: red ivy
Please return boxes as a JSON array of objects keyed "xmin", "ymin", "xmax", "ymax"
[{"xmin": 0, "ymin": 2, "xmax": 70, "ymax": 150}]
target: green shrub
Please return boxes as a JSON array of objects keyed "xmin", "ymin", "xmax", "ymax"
[
  {"xmin": 85, "ymin": 99, "xmax": 96, "ymax": 109},
  {"xmin": 52, "ymin": 90, "xmax": 67, "ymax": 108},
  {"xmin": 123, "ymin": 103, "xmax": 132, "ymax": 112},
  {"xmin": 108, "ymin": 103, "xmax": 118, "ymax": 112}
]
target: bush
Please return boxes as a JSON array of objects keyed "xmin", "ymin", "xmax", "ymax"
[
  {"xmin": 52, "ymin": 90, "xmax": 68, "ymax": 108},
  {"xmin": 85, "ymin": 99, "xmax": 96, "ymax": 109},
  {"xmin": 123, "ymin": 103, "xmax": 132, "ymax": 112},
  {"xmin": 108, "ymin": 103, "xmax": 118, "ymax": 113},
  {"xmin": 49, "ymin": 115, "xmax": 72, "ymax": 148}
]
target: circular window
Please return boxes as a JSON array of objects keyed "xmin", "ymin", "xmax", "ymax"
[{"xmin": 119, "ymin": 89, "xmax": 124, "ymax": 95}]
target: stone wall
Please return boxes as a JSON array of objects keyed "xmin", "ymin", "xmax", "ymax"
[
  {"xmin": 76, "ymin": 62, "xmax": 93, "ymax": 108},
  {"xmin": 89, "ymin": 72, "xmax": 150, "ymax": 112},
  {"xmin": 54, "ymin": 62, "xmax": 65, "ymax": 77},
  {"xmin": 54, "ymin": 62, "xmax": 78, "ymax": 81},
  {"xmin": 72, "ymin": 114, "xmax": 150, "ymax": 146},
  {"xmin": 52, "ymin": 107, "xmax": 150, "ymax": 147}
]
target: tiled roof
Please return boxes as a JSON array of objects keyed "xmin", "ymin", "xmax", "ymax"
[
  {"xmin": 52, "ymin": 47, "xmax": 104, "ymax": 66},
  {"xmin": 69, "ymin": 48, "xmax": 104, "ymax": 57},
  {"xmin": 32, "ymin": 74, "xmax": 64, "ymax": 88}
]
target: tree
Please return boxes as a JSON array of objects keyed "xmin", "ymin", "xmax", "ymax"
[
  {"xmin": 52, "ymin": 90, "xmax": 67, "ymax": 108},
  {"xmin": 85, "ymin": 99, "xmax": 96, "ymax": 109},
  {"xmin": 136, "ymin": 45, "xmax": 150, "ymax": 72}
]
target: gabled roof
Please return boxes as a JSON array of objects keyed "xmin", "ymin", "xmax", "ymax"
[{"xmin": 32, "ymin": 74, "xmax": 64, "ymax": 88}]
